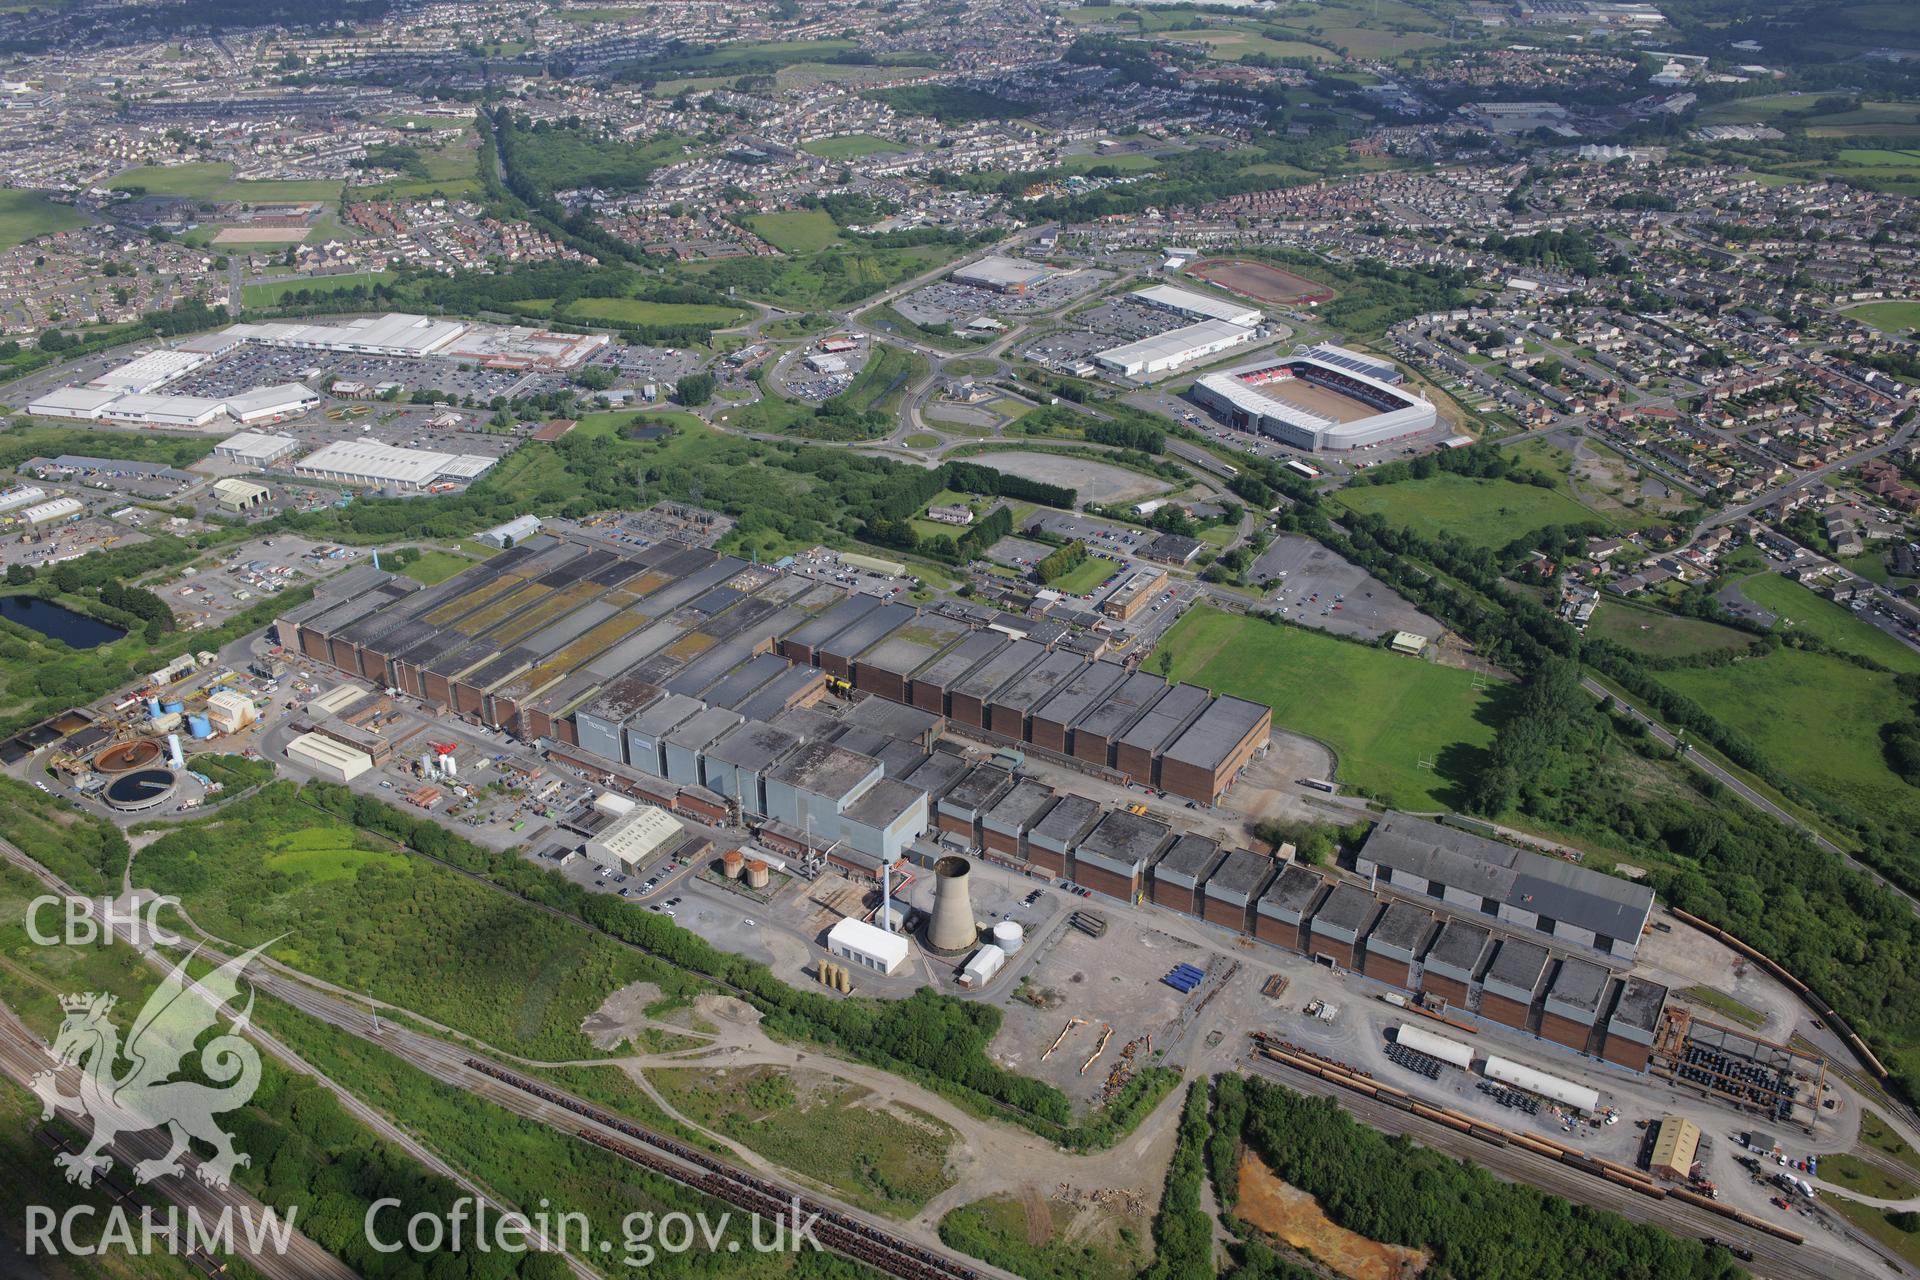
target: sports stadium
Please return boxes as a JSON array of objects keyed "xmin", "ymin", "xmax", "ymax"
[{"xmin": 1193, "ymin": 352, "xmax": 1436, "ymax": 452}]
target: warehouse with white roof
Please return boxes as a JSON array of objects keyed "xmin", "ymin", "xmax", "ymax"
[
  {"xmin": 827, "ymin": 916, "xmax": 909, "ymax": 976},
  {"xmin": 222, "ymin": 312, "xmax": 468, "ymax": 358},
  {"xmin": 1131, "ymin": 283, "xmax": 1262, "ymax": 329},
  {"xmin": 1093, "ymin": 319, "xmax": 1256, "ymax": 380},
  {"xmin": 951, "ymin": 255, "xmax": 1057, "ymax": 294},
  {"xmin": 90, "ymin": 349, "xmax": 214, "ymax": 393},
  {"xmin": 215, "ymin": 431, "xmax": 301, "ymax": 466},
  {"xmin": 295, "ymin": 439, "xmax": 499, "ymax": 491},
  {"xmin": 97, "ymin": 393, "xmax": 229, "ymax": 429},
  {"xmin": 224, "ymin": 383, "xmax": 322, "ymax": 424}
]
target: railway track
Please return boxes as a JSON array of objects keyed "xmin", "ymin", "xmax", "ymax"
[
  {"xmin": 462, "ymin": 1060, "xmax": 980, "ymax": 1280},
  {"xmin": 1244, "ymin": 1045, "xmax": 1889, "ymax": 1280},
  {"xmin": 0, "ymin": 1006, "xmax": 358, "ymax": 1280}
]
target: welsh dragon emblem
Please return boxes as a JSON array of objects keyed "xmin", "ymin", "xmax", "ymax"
[{"xmin": 30, "ymin": 941, "xmax": 273, "ymax": 1190}]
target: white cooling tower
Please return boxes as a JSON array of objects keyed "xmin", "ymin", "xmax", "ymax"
[{"xmin": 926, "ymin": 855, "xmax": 977, "ymax": 954}]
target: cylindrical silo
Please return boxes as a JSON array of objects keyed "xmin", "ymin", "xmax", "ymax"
[
  {"xmin": 991, "ymin": 920, "xmax": 1024, "ymax": 954},
  {"xmin": 722, "ymin": 850, "xmax": 745, "ymax": 880},
  {"xmin": 926, "ymin": 855, "xmax": 977, "ymax": 953},
  {"xmin": 745, "ymin": 858, "xmax": 769, "ymax": 889}
]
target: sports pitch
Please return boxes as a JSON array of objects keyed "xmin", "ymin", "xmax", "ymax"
[{"xmin": 1154, "ymin": 606, "xmax": 1501, "ymax": 811}]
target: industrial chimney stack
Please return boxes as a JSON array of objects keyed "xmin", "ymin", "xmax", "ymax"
[{"xmin": 925, "ymin": 855, "xmax": 977, "ymax": 953}]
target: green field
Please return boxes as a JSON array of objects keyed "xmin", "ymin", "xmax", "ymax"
[
  {"xmin": 1739, "ymin": 573, "xmax": 1920, "ymax": 674},
  {"xmin": 1657, "ymin": 646, "xmax": 1920, "ymax": 837},
  {"xmin": 1154, "ymin": 607, "xmax": 1501, "ymax": 810},
  {"xmin": 1847, "ymin": 300, "xmax": 1920, "ymax": 334},
  {"xmin": 1053, "ymin": 151, "xmax": 1165, "ymax": 174},
  {"xmin": 650, "ymin": 1066, "xmax": 956, "ymax": 1218},
  {"xmin": 939, "ymin": 1193, "xmax": 1148, "ymax": 1280},
  {"xmin": 131, "ymin": 786, "xmax": 653, "ymax": 1059},
  {"xmin": 398, "ymin": 549, "xmax": 478, "ymax": 585},
  {"xmin": 803, "ymin": 134, "xmax": 911, "ymax": 159},
  {"xmin": 348, "ymin": 133, "xmax": 482, "ymax": 200},
  {"xmin": 111, "ymin": 162, "xmax": 345, "ymax": 204},
  {"xmin": 242, "ymin": 270, "xmax": 387, "ymax": 308},
  {"xmin": 1818, "ymin": 1152, "xmax": 1919, "ymax": 1200},
  {"xmin": 263, "ymin": 825, "xmax": 408, "ymax": 883},
  {"xmin": 1587, "ymin": 601, "xmax": 1753, "ymax": 659},
  {"xmin": 549, "ymin": 296, "xmax": 752, "ymax": 328},
  {"xmin": 745, "ymin": 208, "xmax": 843, "ymax": 253},
  {"xmin": 0, "ymin": 189, "xmax": 87, "ymax": 249},
  {"xmin": 1049, "ymin": 554, "xmax": 1114, "ymax": 595},
  {"xmin": 1336, "ymin": 473, "xmax": 1603, "ymax": 549},
  {"xmin": 1151, "ymin": 27, "xmax": 1331, "ymax": 61}
]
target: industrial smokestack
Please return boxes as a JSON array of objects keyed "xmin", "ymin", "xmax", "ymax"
[
  {"xmin": 925, "ymin": 855, "xmax": 977, "ymax": 954},
  {"xmin": 881, "ymin": 861, "xmax": 892, "ymax": 933}
]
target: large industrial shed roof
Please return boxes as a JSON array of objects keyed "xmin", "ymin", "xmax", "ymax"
[
  {"xmin": 1030, "ymin": 660, "xmax": 1128, "ymax": 726},
  {"xmin": 1078, "ymin": 809, "xmax": 1171, "ymax": 872},
  {"xmin": 856, "ymin": 615, "xmax": 973, "ymax": 678},
  {"xmin": 911, "ymin": 630, "xmax": 1006, "ymax": 691},
  {"xmin": 950, "ymin": 639, "xmax": 1044, "ymax": 702},
  {"xmin": 987, "ymin": 649, "xmax": 1087, "ymax": 713},
  {"xmin": 1163, "ymin": 695, "xmax": 1269, "ymax": 771},
  {"xmin": 1073, "ymin": 670, "xmax": 1168, "ymax": 741},
  {"xmin": 820, "ymin": 602, "xmax": 917, "ymax": 667},
  {"xmin": 1361, "ymin": 814, "xmax": 1654, "ymax": 945},
  {"xmin": 1152, "ymin": 833, "xmax": 1223, "ymax": 889},
  {"xmin": 1115, "ymin": 682, "xmax": 1209, "ymax": 754},
  {"xmin": 784, "ymin": 594, "xmax": 884, "ymax": 651},
  {"xmin": 1205, "ymin": 849, "xmax": 1277, "ymax": 905}
]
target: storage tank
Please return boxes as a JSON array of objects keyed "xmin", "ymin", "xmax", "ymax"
[
  {"xmin": 165, "ymin": 734, "xmax": 184, "ymax": 768},
  {"xmin": 991, "ymin": 920, "xmax": 1025, "ymax": 954},
  {"xmin": 419, "ymin": 752, "xmax": 434, "ymax": 776},
  {"xmin": 161, "ymin": 701, "xmax": 184, "ymax": 715},
  {"xmin": 1483, "ymin": 1055, "xmax": 1600, "ymax": 1114},
  {"xmin": 146, "ymin": 697, "xmax": 162, "ymax": 718},
  {"xmin": 745, "ymin": 858, "xmax": 769, "ymax": 889},
  {"xmin": 1394, "ymin": 1022, "xmax": 1474, "ymax": 1070},
  {"xmin": 186, "ymin": 714, "xmax": 213, "ymax": 739},
  {"xmin": 442, "ymin": 754, "xmax": 458, "ymax": 778},
  {"xmin": 722, "ymin": 850, "xmax": 745, "ymax": 880},
  {"xmin": 594, "ymin": 792, "xmax": 637, "ymax": 818}
]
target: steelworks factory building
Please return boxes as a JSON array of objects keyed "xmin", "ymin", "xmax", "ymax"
[
  {"xmin": 279, "ymin": 529, "xmax": 1268, "ymax": 807},
  {"xmin": 274, "ymin": 531, "xmax": 1768, "ymax": 1113}
]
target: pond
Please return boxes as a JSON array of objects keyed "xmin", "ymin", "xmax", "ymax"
[{"xmin": 0, "ymin": 595, "xmax": 126, "ymax": 648}]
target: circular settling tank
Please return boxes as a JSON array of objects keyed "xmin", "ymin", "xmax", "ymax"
[
  {"xmin": 103, "ymin": 768, "xmax": 179, "ymax": 813},
  {"xmin": 94, "ymin": 739, "xmax": 163, "ymax": 774}
]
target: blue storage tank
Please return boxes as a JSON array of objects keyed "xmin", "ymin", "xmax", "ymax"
[
  {"xmin": 162, "ymin": 701, "xmax": 184, "ymax": 714},
  {"xmin": 146, "ymin": 697, "xmax": 162, "ymax": 717},
  {"xmin": 186, "ymin": 714, "xmax": 213, "ymax": 739}
]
